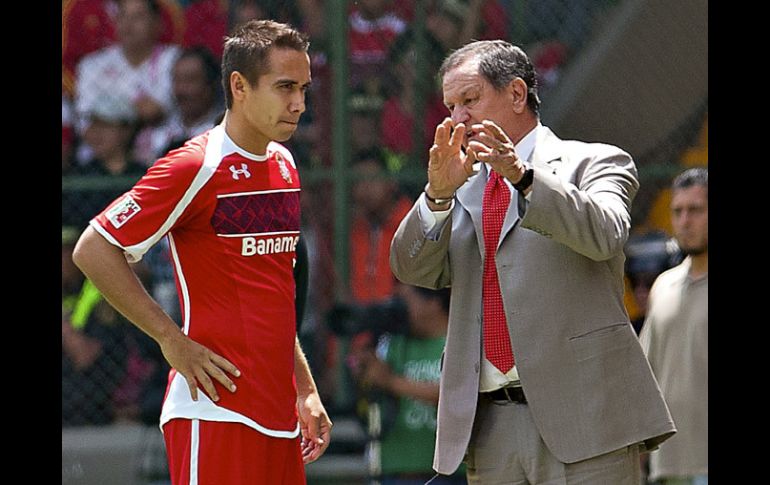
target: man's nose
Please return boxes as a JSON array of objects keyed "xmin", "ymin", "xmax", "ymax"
[
  {"xmin": 451, "ymin": 105, "xmax": 469, "ymax": 125},
  {"xmin": 290, "ymin": 91, "xmax": 306, "ymax": 114}
]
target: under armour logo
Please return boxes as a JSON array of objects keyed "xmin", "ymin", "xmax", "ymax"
[{"xmin": 230, "ymin": 164, "xmax": 251, "ymax": 180}]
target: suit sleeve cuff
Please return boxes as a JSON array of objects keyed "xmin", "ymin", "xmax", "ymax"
[{"xmin": 418, "ymin": 194, "xmax": 453, "ymax": 241}]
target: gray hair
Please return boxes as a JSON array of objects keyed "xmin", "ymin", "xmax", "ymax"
[{"xmin": 439, "ymin": 40, "xmax": 541, "ymax": 115}]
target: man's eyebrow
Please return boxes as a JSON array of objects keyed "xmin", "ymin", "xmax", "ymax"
[
  {"xmin": 445, "ymin": 85, "xmax": 480, "ymax": 106},
  {"xmin": 273, "ymin": 79, "xmax": 313, "ymax": 88}
]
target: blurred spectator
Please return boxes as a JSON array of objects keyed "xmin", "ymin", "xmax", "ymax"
[
  {"xmin": 349, "ymin": 148, "xmax": 412, "ymax": 304},
  {"xmin": 425, "ymin": 0, "xmax": 473, "ymax": 53},
  {"xmin": 74, "ymin": 0, "xmax": 181, "ymax": 166},
  {"xmin": 520, "ymin": 0, "xmax": 595, "ymax": 54},
  {"xmin": 66, "ymin": 95, "xmax": 147, "ymax": 227},
  {"xmin": 62, "ymin": 227, "xmax": 129, "ymax": 426},
  {"xmin": 624, "ymin": 231, "xmax": 683, "ymax": 334},
  {"xmin": 348, "ymin": 0, "xmax": 407, "ymax": 95},
  {"xmin": 640, "ymin": 168, "xmax": 708, "ymax": 485},
  {"xmin": 228, "ymin": 0, "xmax": 309, "ymax": 34},
  {"xmin": 75, "ymin": 96, "xmax": 145, "ymax": 177},
  {"xmin": 394, "ymin": 0, "xmax": 508, "ymax": 42},
  {"xmin": 349, "ymin": 285, "xmax": 465, "ymax": 485},
  {"xmin": 63, "ymin": 0, "xmax": 184, "ymax": 98},
  {"xmin": 229, "ymin": 0, "xmax": 268, "ymax": 31},
  {"xmin": 63, "ymin": 96, "xmax": 76, "ymax": 174},
  {"xmin": 321, "ymin": 148, "xmax": 412, "ymax": 414},
  {"xmin": 181, "ymin": 0, "xmax": 228, "ymax": 59},
  {"xmin": 529, "ymin": 40, "xmax": 568, "ymax": 96},
  {"xmin": 349, "ymin": 88, "xmax": 386, "ymax": 156},
  {"xmin": 63, "ymin": 224, "xmax": 163, "ymax": 427},
  {"xmin": 149, "ymin": 46, "xmax": 224, "ymax": 158},
  {"xmin": 379, "ymin": 42, "xmax": 447, "ymax": 162},
  {"xmin": 62, "ymin": 226, "xmax": 88, "ymax": 316}
]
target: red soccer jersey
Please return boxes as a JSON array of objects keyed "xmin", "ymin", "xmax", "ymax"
[{"xmin": 91, "ymin": 125, "xmax": 302, "ymax": 438}]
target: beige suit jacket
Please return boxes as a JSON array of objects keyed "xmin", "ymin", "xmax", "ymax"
[{"xmin": 390, "ymin": 126, "xmax": 675, "ymax": 475}]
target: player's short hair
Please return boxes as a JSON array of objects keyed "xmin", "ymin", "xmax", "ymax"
[
  {"xmin": 672, "ymin": 167, "xmax": 708, "ymax": 193},
  {"xmin": 221, "ymin": 19, "xmax": 310, "ymax": 109},
  {"xmin": 439, "ymin": 40, "xmax": 541, "ymax": 116}
]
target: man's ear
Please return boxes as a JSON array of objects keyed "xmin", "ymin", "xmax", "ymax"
[
  {"xmin": 230, "ymin": 71, "xmax": 248, "ymax": 103},
  {"xmin": 509, "ymin": 77, "xmax": 529, "ymax": 114}
]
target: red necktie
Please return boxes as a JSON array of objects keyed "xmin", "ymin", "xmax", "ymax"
[{"xmin": 482, "ymin": 170, "xmax": 515, "ymax": 373}]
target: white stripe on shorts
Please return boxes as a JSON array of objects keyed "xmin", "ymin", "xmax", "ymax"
[{"xmin": 190, "ymin": 419, "xmax": 200, "ymax": 485}]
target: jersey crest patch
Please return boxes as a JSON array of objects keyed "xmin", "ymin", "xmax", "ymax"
[
  {"xmin": 107, "ymin": 195, "xmax": 142, "ymax": 228},
  {"xmin": 275, "ymin": 152, "xmax": 292, "ymax": 184}
]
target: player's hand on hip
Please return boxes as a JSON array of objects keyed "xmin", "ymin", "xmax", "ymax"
[
  {"xmin": 160, "ymin": 332, "xmax": 241, "ymax": 402},
  {"xmin": 427, "ymin": 118, "xmax": 476, "ymax": 199},
  {"xmin": 298, "ymin": 392, "xmax": 332, "ymax": 464},
  {"xmin": 469, "ymin": 120, "xmax": 528, "ymax": 184}
]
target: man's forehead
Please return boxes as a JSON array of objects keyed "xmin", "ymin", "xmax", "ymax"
[
  {"xmin": 442, "ymin": 59, "xmax": 483, "ymax": 93},
  {"xmin": 671, "ymin": 186, "xmax": 708, "ymax": 204}
]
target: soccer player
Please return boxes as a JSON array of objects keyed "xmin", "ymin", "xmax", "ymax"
[{"xmin": 73, "ymin": 20, "xmax": 332, "ymax": 484}]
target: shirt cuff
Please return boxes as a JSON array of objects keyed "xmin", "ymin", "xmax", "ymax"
[{"xmin": 418, "ymin": 194, "xmax": 453, "ymax": 241}]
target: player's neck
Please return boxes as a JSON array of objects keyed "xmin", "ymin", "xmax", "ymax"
[{"xmin": 223, "ymin": 111, "xmax": 269, "ymax": 156}]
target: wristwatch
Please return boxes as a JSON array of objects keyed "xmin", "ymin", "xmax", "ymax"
[
  {"xmin": 424, "ymin": 183, "xmax": 455, "ymax": 206},
  {"xmin": 512, "ymin": 167, "xmax": 534, "ymax": 192}
]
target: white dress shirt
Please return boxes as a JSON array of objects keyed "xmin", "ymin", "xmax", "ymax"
[{"xmin": 417, "ymin": 123, "xmax": 541, "ymax": 391}]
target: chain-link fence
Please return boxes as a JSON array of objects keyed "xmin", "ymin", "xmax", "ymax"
[{"xmin": 62, "ymin": 0, "xmax": 707, "ymax": 483}]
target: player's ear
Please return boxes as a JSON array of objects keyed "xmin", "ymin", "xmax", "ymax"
[{"xmin": 230, "ymin": 72, "xmax": 249, "ymax": 103}]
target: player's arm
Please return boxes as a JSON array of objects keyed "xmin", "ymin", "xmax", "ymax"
[
  {"xmin": 294, "ymin": 337, "xmax": 332, "ymax": 464},
  {"xmin": 73, "ymin": 227, "xmax": 241, "ymax": 402}
]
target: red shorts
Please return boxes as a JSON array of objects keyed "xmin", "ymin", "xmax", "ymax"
[{"xmin": 162, "ymin": 418, "xmax": 306, "ymax": 485}]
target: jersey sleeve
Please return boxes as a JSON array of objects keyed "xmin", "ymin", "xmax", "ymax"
[{"xmin": 90, "ymin": 143, "xmax": 212, "ymax": 262}]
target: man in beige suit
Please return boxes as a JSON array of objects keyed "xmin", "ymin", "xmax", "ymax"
[{"xmin": 390, "ymin": 40, "xmax": 676, "ymax": 484}]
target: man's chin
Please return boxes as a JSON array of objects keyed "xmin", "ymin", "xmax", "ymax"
[{"xmin": 275, "ymin": 129, "xmax": 297, "ymax": 142}]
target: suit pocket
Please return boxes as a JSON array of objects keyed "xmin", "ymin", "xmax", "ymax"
[{"xmin": 569, "ymin": 323, "xmax": 633, "ymax": 362}]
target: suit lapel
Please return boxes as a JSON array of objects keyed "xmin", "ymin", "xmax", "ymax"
[
  {"xmin": 498, "ymin": 179, "xmax": 520, "ymax": 250},
  {"xmin": 498, "ymin": 126, "xmax": 563, "ymax": 247}
]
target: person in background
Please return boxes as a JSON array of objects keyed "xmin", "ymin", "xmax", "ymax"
[
  {"xmin": 350, "ymin": 285, "xmax": 466, "ymax": 485},
  {"xmin": 149, "ymin": 46, "xmax": 224, "ymax": 158},
  {"xmin": 624, "ymin": 231, "xmax": 683, "ymax": 334},
  {"xmin": 65, "ymin": 95, "xmax": 148, "ymax": 228},
  {"xmin": 350, "ymin": 148, "xmax": 412, "ymax": 304},
  {"xmin": 62, "ymin": 0, "xmax": 184, "ymax": 99},
  {"xmin": 62, "ymin": 226, "xmax": 130, "ymax": 426},
  {"xmin": 640, "ymin": 167, "xmax": 708, "ymax": 485},
  {"xmin": 74, "ymin": 0, "xmax": 181, "ymax": 166}
]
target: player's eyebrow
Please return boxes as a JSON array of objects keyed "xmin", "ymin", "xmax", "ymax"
[{"xmin": 274, "ymin": 79, "xmax": 313, "ymax": 90}]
